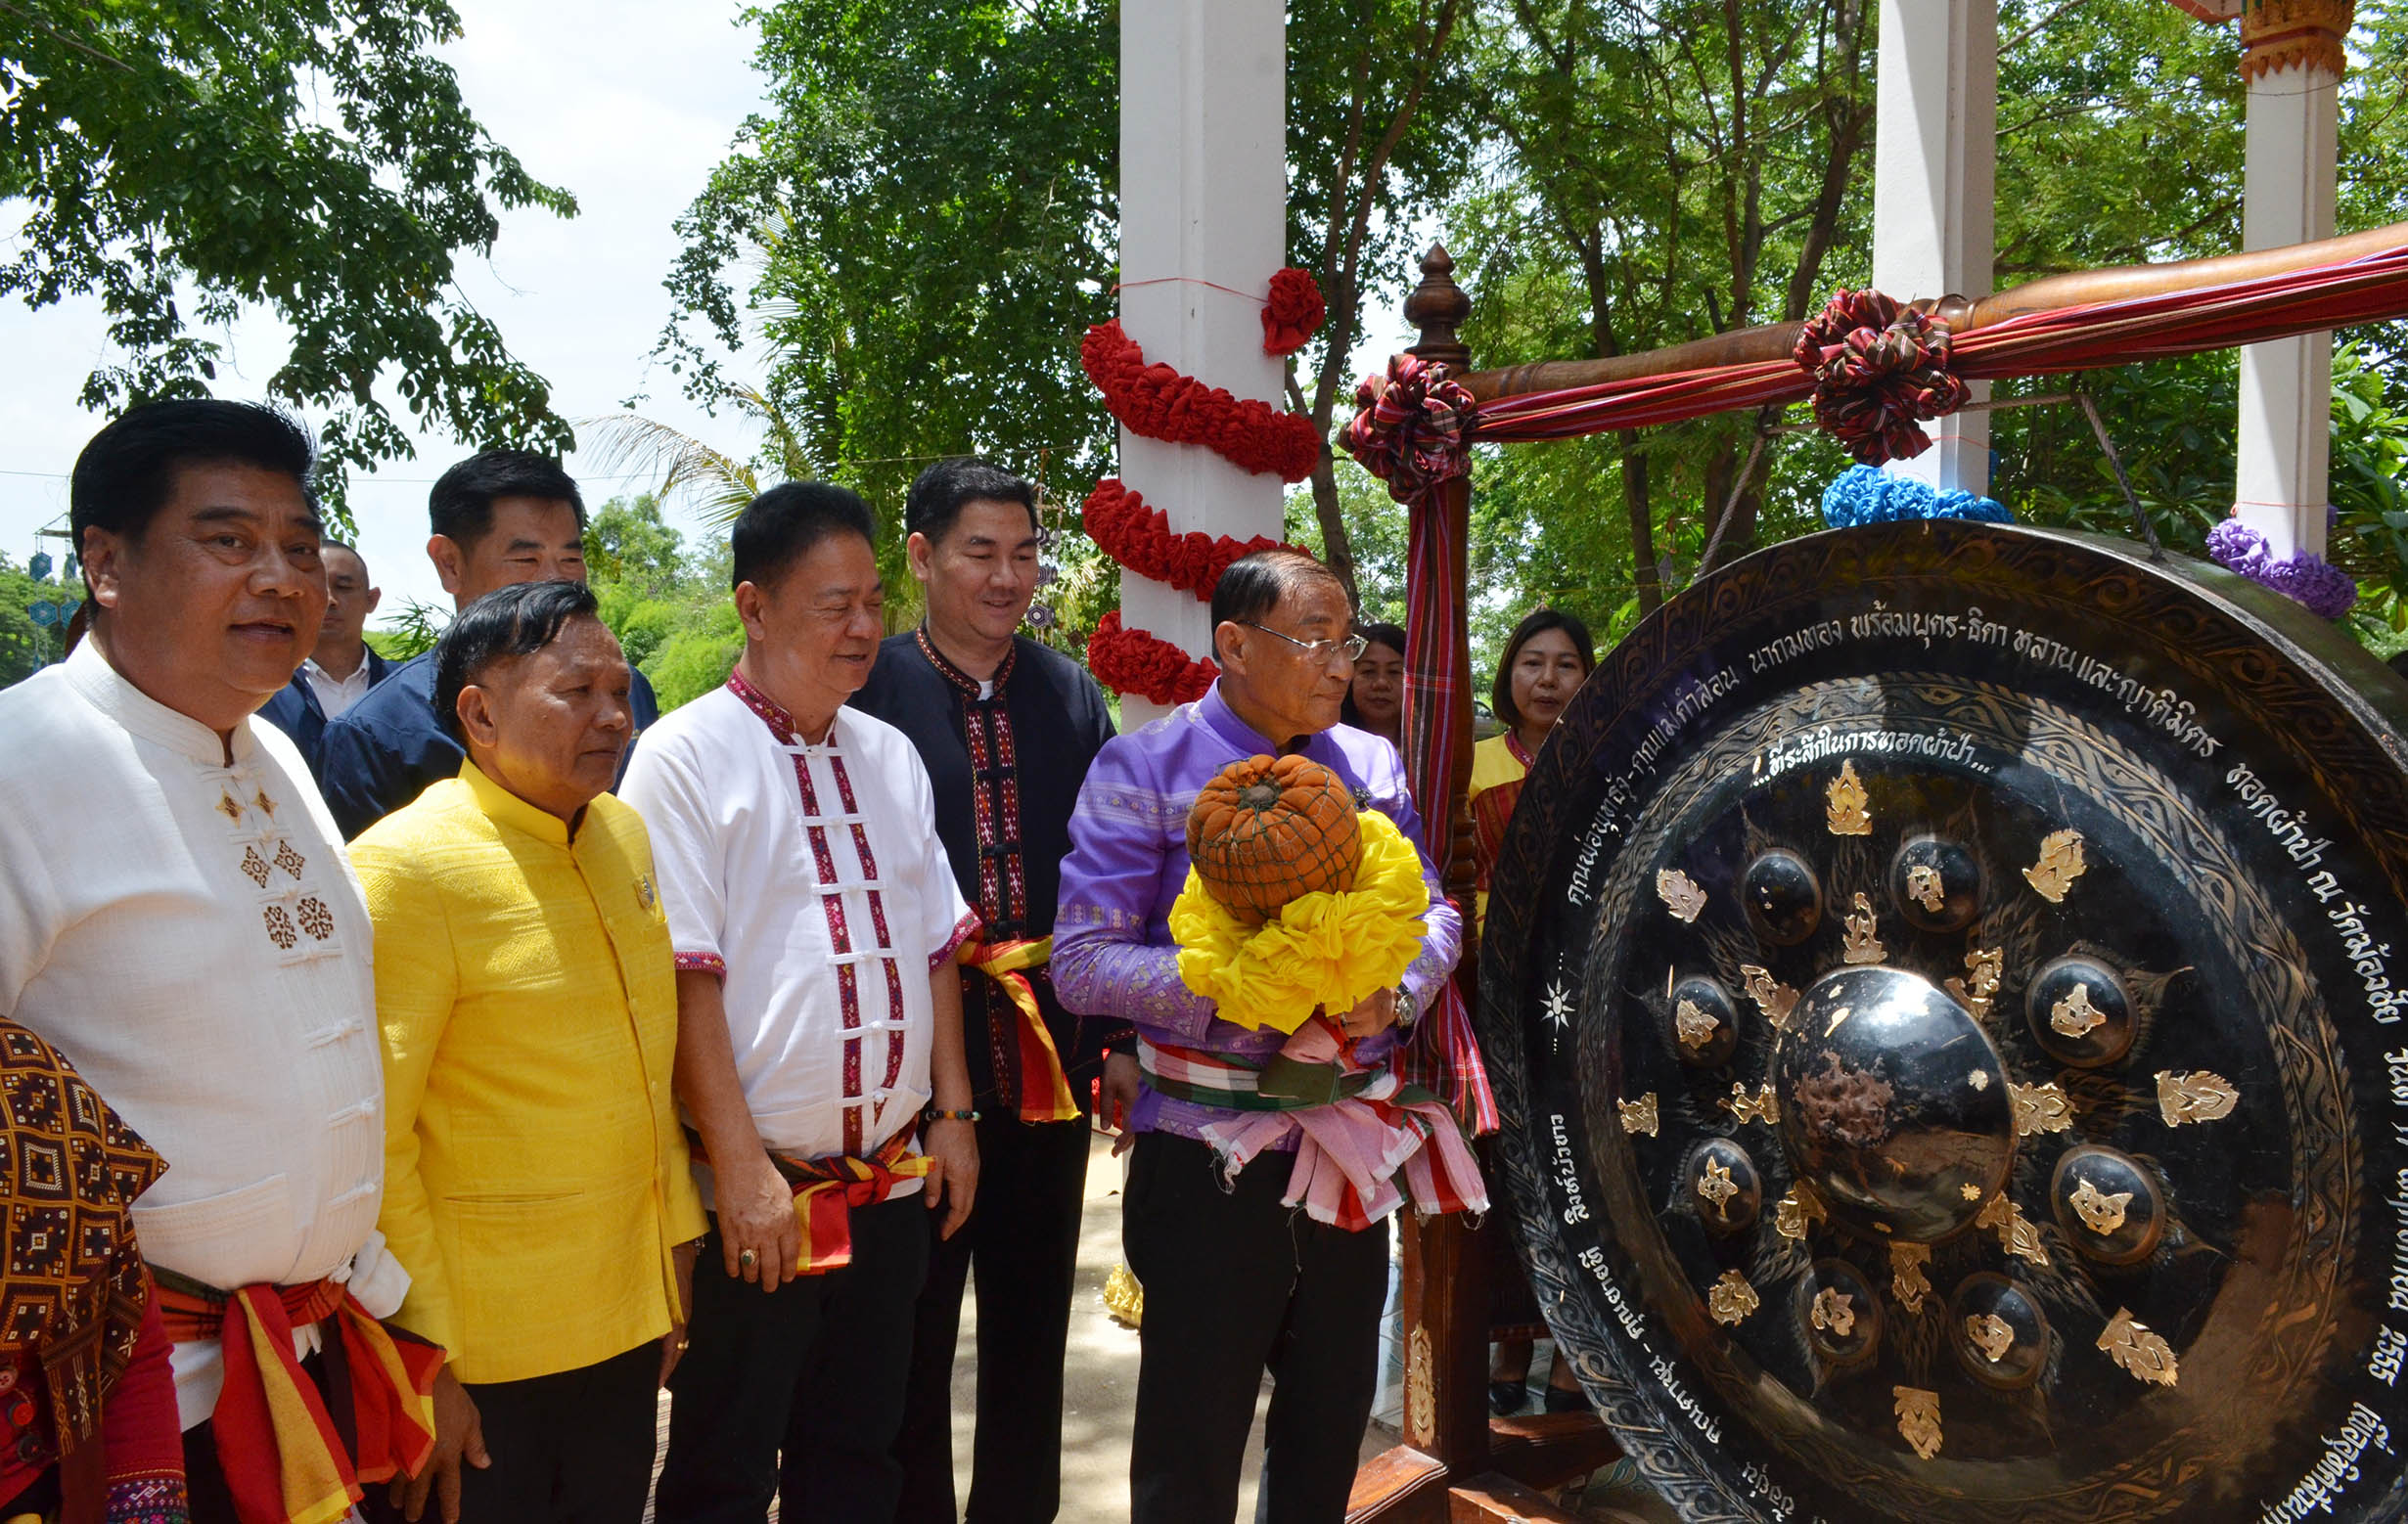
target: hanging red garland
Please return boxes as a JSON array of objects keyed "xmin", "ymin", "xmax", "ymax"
[
  {"xmin": 1086, "ymin": 610, "xmax": 1219, "ymax": 706},
  {"xmin": 1260, "ymin": 268, "xmax": 1327, "ymax": 357},
  {"xmin": 1083, "ymin": 478, "xmax": 1300, "ymax": 602},
  {"xmin": 1080, "ymin": 319, "xmax": 1323, "ymax": 482}
]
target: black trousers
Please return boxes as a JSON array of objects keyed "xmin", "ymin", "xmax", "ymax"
[
  {"xmin": 1124, "ymin": 1133, "xmax": 1389, "ymax": 1524},
  {"xmin": 456, "ymin": 1340, "xmax": 659, "ymax": 1522},
  {"xmin": 655, "ymin": 1197, "xmax": 930, "ymax": 1524},
  {"xmin": 894, "ymin": 1113, "xmax": 1091, "ymax": 1524},
  {"xmin": 342, "ymin": 1341, "xmax": 659, "ymax": 1524}
]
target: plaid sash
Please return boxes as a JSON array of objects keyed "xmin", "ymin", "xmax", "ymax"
[
  {"xmin": 1138, "ymin": 1039, "xmax": 1487, "ymax": 1231},
  {"xmin": 152, "ymin": 1269, "xmax": 441, "ymax": 1524}
]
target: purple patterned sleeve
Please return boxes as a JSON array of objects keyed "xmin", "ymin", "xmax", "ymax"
[{"xmin": 1050, "ymin": 736, "xmax": 1219, "ymax": 1044}]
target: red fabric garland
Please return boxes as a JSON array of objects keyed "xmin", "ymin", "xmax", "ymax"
[
  {"xmin": 1261, "ymin": 268, "xmax": 1327, "ymax": 357},
  {"xmin": 1790, "ymin": 290, "xmax": 1969, "ymax": 465},
  {"xmin": 1080, "ymin": 319, "xmax": 1322, "ymax": 482},
  {"xmin": 1085, "ymin": 610, "xmax": 1219, "ymax": 706},
  {"xmin": 1083, "ymin": 478, "xmax": 1300, "ymax": 602}
]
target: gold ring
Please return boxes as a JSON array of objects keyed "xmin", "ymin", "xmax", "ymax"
[{"xmin": 739, "ymin": 1248, "xmax": 758, "ymax": 1269}]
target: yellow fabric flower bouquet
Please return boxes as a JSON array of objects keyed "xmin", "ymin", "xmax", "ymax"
[{"xmin": 1169, "ymin": 754, "xmax": 1429, "ymax": 1034}]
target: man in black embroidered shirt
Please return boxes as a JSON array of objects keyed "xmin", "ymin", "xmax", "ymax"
[{"xmin": 851, "ymin": 458, "xmax": 1133, "ymax": 1524}]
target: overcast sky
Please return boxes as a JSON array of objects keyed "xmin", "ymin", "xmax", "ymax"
[{"xmin": 0, "ymin": 0, "xmax": 770, "ymax": 618}]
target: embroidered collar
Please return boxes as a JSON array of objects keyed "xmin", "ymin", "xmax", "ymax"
[
  {"xmin": 1506, "ymin": 729, "xmax": 1537, "ymax": 769},
  {"xmin": 915, "ymin": 627, "xmax": 1016, "ymax": 700},
  {"xmin": 727, "ymin": 667, "xmax": 848, "ymax": 749}
]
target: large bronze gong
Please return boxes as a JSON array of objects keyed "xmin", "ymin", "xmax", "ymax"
[{"xmin": 1478, "ymin": 521, "xmax": 2408, "ymax": 1523}]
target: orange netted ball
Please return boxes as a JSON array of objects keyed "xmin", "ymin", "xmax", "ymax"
[{"xmin": 1185, "ymin": 753, "xmax": 1362, "ymax": 925}]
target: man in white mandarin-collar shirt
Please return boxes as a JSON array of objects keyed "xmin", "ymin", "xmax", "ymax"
[
  {"xmin": 0, "ymin": 401, "xmax": 427, "ymax": 1524},
  {"xmin": 623, "ymin": 481, "xmax": 980, "ymax": 1524}
]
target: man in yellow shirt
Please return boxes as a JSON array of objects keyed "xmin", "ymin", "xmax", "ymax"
[{"xmin": 353, "ymin": 580, "xmax": 706, "ymax": 1523}]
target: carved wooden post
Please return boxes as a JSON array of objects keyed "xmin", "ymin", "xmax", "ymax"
[{"xmin": 1396, "ymin": 240, "xmax": 1493, "ymax": 1481}]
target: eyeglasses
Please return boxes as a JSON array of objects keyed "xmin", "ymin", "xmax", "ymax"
[{"xmin": 1240, "ymin": 623, "xmax": 1370, "ymax": 665}]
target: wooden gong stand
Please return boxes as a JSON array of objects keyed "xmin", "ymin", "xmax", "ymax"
[
  {"xmin": 1341, "ymin": 245, "xmax": 1632, "ymax": 1524},
  {"xmin": 1340, "ymin": 216, "xmax": 2408, "ymax": 1522}
]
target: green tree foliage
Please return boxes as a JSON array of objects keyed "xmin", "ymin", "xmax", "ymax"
[
  {"xmin": 659, "ymin": 0, "xmax": 1477, "ymax": 604},
  {"xmin": 1431, "ymin": 0, "xmax": 2408, "ymax": 650},
  {"xmin": 658, "ymin": 2, "xmax": 1115, "ymax": 517},
  {"xmin": 2, "ymin": 1, "xmax": 578, "ymax": 500},
  {"xmin": 0, "ymin": 554, "xmax": 77, "ymax": 688}
]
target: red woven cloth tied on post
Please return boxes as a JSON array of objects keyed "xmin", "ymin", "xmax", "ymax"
[
  {"xmin": 1338, "ymin": 355, "xmax": 1498, "ymax": 1136},
  {"xmin": 1342, "ymin": 354, "xmax": 1477, "ymax": 500},
  {"xmin": 1790, "ymin": 289, "xmax": 1969, "ymax": 466}
]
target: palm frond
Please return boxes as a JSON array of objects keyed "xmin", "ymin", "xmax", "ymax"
[{"xmin": 580, "ymin": 412, "xmax": 761, "ymax": 525}]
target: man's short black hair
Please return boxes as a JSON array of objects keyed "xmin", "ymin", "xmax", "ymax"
[
  {"xmin": 731, "ymin": 481, "xmax": 877, "ymax": 591},
  {"xmin": 433, "ymin": 580, "xmax": 603, "ymax": 746},
  {"xmin": 428, "ymin": 449, "xmax": 585, "ymax": 550},
  {"xmin": 1210, "ymin": 548, "xmax": 1346, "ymax": 632},
  {"xmin": 904, "ymin": 457, "xmax": 1038, "ymax": 544},
  {"xmin": 1491, "ymin": 606, "xmax": 1597, "ymax": 730},
  {"xmin": 69, "ymin": 400, "xmax": 319, "ymax": 571}
]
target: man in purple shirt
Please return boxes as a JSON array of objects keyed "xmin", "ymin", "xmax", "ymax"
[{"xmin": 1054, "ymin": 549, "xmax": 1465, "ymax": 1524}]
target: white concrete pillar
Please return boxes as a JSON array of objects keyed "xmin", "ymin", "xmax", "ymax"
[
  {"xmin": 1871, "ymin": 0, "xmax": 1996, "ymax": 495},
  {"xmin": 2233, "ymin": 1, "xmax": 2353, "ymax": 560},
  {"xmin": 1116, "ymin": 0, "xmax": 1288, "ymax": 725}
]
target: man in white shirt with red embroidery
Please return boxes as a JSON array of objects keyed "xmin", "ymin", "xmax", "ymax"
[{"xmin": 622, "ymin": 481, "xmax": 980, "ymax": 1524}]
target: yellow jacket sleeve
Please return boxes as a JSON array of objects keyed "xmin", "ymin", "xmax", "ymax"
[{"xmin": 352, "ymin": 835, "xmax": 464, "ymax": 1361}]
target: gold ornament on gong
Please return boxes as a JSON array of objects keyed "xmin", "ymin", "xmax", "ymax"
[
  {"xmin": 2051, "ymin": 981, "xmax": 2106, "ymax": 1038},
  {"xmin": 1827, "ymin": 760, "xmax": 1873, "ymax": 835},
  {"xmin": 1674, "ymin": 998, "xmax": 1721, "ymax": 1052},
  {"xmin": 1841, "ymin": 893, "xmax": 1886, "ymax": 965},
  {"xmin": 1656, "ymin": 867, "xmax": 1708, "ymax": 923},
  {"xmin": 1810, "ymin": 1286, "xmax": 1857, "ymax": 1337},
  {"xmin": 1696, "ymin": 1157, "xmax": 1739, "ymax": 1213},
  {"xmin": 1889, "ymin": 1243, "xmax": 1931, "ymax": 1314},
  {"xmin": 1905, "ymin": 863, "xmax": 1946, "ymax": 914},
  {"xmin": 2010, "ymin": 1081, "xmax": 2075, "ymax": 1137},
  {"xmin": 1721, "ymin": 1082, "xmax": 1779, "ymax": 1127},
  {"xmin": 1741, "ymin": 964, "xmax": 1798, "ymax": 1028},
  {"xmin": 2067, "ymin": 1177, "xmax": 2133, "ymax": 1235},
  {"xmin": 2023, "ymin": 829, "xmax": 2088, "ymax": 903},
  {"xmin": 1945, "ymin": 946, "xmax": 2004, "ymax": 1022},
  {"xmin": 2099, "ymin": 1308, "xmax": 2179, "ymax": 1387},
  {"xmin": 1617, "ymin": 1093, "xmax": 1659, "ymax": 1137},
  {"xmin": 1892, "ymin": 1386, "xmax": 1942, "ymax": 1460},
  {"xmin": 2156, "ymin": 1070, "xmax": 2239, "ymax": 1127},
  {"xmin": 1707, "ymin": 1271, "xmax": 1759, "ymax": 1326},
  {"xmin": 1966, "ymin": 1313, "xmax": 2016, "ymax": 1364}
]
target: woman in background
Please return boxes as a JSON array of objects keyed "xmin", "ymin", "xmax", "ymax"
[
  {"xmin": 1340, "ymin": 622, "xmax": 1406, "ymax": 750},
  {"xmin": 1467, "ymin": 608, "xmax": 1594, "ymax": 939},
  {"xmin": 1468, "ymin": 606, "xmax": 1595, "ymax": 1414}
]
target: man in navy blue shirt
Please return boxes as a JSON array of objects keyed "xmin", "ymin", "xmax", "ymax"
[
  {"xmin": 260, "ymin": 539, "xmax": 389, "ymax": 771},
  {"xmin": 318, "ymin": 451, "xmax": 659, "ymax": 838}
]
